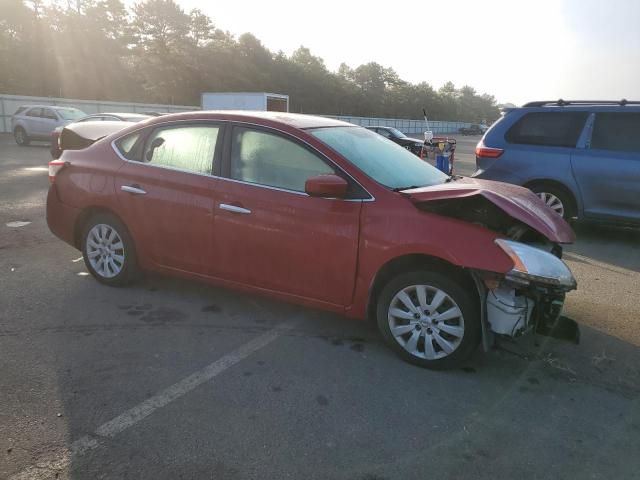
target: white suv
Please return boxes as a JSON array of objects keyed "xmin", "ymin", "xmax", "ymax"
[{"xmin": 11, "ymin": 105, "xmax": 86, "ymax": 145}]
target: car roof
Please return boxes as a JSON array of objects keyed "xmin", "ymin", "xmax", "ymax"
[
  {"xmin": 142, "ymin": 110, "xmax": 354, "ymax": 130},
  {"xmin": 514, "ymin": 100, "xmax": 640, "ymax": 113},
  {"xmin": 19, "ymin": 105, "xmax": 82, "ymax": 110},
  {"xmin": 86, "ymin": 112, "xmax": 150, "ymax": 118}
]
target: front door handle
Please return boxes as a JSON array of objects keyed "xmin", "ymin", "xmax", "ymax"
[
  {"xmin": 121, "ymin": 185, "xmax": 147, "ymax": 195},
  {"xmin": 219, "ymin": 203, "xmax": 251, "ymax": 214}
]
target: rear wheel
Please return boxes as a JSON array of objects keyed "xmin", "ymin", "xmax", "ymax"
[
  {"xmin": 529, "ymin": 183, "xmax": 575, "ymax": 220},
  {"xmin": 81, "ymin": 213, "xmax": 138, "ymax": 286},
  {"xmin": 376, "ymin": 271, "xmax": 480, "ymax": 369},
  {"xmin": 14, "ymin": 127, "xmax": 29, "ymax": 146}
]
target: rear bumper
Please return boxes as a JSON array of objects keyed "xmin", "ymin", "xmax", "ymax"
[{"xmin": 46, "ymin": 186, "xmax": 81, "ymax": 249}]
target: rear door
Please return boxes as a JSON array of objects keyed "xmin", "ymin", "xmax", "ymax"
[
  {"xmin": 114, "ymin": 122, "xmax": 223, "ymax": 273},
  {"xmin": 571, "ymin": 112, "xmax": 640, "ymax": 223},
  {"xmin": 40, "ymin": 108, "xmax": 62, "ymax": 137},
  {"xmin": 212, "ymin": 124, "xmax": 363, "ymax": 306}
]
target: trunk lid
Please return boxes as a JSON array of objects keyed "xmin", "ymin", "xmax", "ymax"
[
  {"xmin": 58, "ymin": 121, "xmax": 130, "ymax": 155},
  {"xmin": 402, "ymin": 177, "xmax": 575, "ymax": 243}
]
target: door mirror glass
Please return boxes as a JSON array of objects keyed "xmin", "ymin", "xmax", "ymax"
[{"xmin": 305, "ymin": 174, "xmax": 349, "ymax": 198}]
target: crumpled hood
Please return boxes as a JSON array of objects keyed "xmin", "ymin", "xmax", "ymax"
[{"xmin": 402, "ymin": 177, "xmax": 576, "ymax": 244}]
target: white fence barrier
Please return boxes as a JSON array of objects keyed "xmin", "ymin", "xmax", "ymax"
[
  {"xmin": 324, "ymin": 115, "xmax": 470, "ymax": 136},
  {"xmin": 0, "ymin": 93, "xmax": 470, "ymax": 136}
]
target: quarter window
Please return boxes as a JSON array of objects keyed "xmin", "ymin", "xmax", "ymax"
[
  {"xmin": 231, "ymin": 127, "xmax": 335, "ymax": 192},
  {"xmin": 591, "ymin": 113, "xmax": 640, "ymax": 153},
  {"xmin": 142, "ymin": 125, "xmax": 220, "ymax": 175},
  {"xmin": 505, "ymin": 112, "xmax": 588, "ymax": 148}
]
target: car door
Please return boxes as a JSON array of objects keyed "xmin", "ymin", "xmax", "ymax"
[
  {"xmin": 40, "ymin": 108, "xmax": 62, "ymax": 137},
  {"xmin": 571, "ymin": 112, "xmax": 640, "ymax": 223},
  {"xmin": 114, "ymin": 122, "xmax": 223, "ymax": 274},
  {"xmin": 212, "ymin": 125, "xmax": 363, "ymax": 307}
]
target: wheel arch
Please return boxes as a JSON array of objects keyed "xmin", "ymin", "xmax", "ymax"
[
  {"xmin": 74, "ymin": 206, "xmax": 131, "ymax": 250},
  {"xmin": 366, "ymin": 254, "xmax": 478, "ymax": 322}
]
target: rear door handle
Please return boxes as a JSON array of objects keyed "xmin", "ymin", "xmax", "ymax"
[
  {"xmin": 121, "ymin": 185, "xmax": 147, "ymax": 195},
  {"xmin": 219, "ymin": 203, "xmax": 251, "ymax": 214}
]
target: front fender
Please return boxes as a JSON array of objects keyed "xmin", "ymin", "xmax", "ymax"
[{"xmin": 346, "ymin": 201, "xmax": 514, "ymax": 319}]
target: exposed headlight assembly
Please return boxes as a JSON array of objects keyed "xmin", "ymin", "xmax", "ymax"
[{"xmin": 495, "ymin": 239, "xmax": 577, "ymax": 290}]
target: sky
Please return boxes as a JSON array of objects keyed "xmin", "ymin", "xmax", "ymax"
[{"xmin": 172, "ymin": 0, "xmax": 640, "ymax": 105}]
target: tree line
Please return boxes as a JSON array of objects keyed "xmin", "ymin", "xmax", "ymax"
[{"xmin": 0, "ymin": 0, "xmax": 501, "ymax": 122}]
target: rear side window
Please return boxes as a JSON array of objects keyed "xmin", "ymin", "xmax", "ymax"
[
  {"xmin": 26, "ymin": 108, "xmax": 42, "ymax": 117},
  {"xmin": 42, "ymin": 108, "xmax": 58, "ymax": 120},
  {"xmin": 142, "ymin": 125, "xmax": 220, "ymax": 175},
  {"xmin": 591, "ymin": 113, "xmax": 640, "ymax": 153},
  {"xmin": 506, "ymin": 112, "xmax": 588, "ymax": 148}
]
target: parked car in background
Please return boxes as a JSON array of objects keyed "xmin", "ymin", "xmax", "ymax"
[
  {"xmin": 365, "ymin": 126, "xmax": 424, "ymax": 155},
  {"xmin": 11, "ymin": 105, "xmax": 86, "ymax": 145},
  {"xmin": 458, "ymin": 124, "xmax": 488, "ymax": 136},
  {"xmin": 50, "ymin": 113, "xmax": 151, "ymax": 158},
  {"xmin": 474, "ymin": 100, "xmax": 640, "ymax": 225},
  {"xmin": 47, "ymin": 111, "xmax": 577, "ymax": 369}
]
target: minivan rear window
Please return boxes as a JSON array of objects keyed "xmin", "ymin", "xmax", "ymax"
[{"xmin": 505, "ymin": 112, "xmax": 588, "ymax": 148}]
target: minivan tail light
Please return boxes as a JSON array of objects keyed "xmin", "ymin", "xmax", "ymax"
[
  {"xmin": 48, "ymin": 160, "xmax": 68, "ymax": 184},
  {"xmin": 475, "ymin": 142, "xmax": 504, "ymax": 159}
]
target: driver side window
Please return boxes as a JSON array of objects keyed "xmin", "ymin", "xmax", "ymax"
[{"xmin": 230, "ymin": 127, "xmax": 335, "ymax": 192}]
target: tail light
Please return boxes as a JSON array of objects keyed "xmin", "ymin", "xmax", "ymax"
[
  {"xmin": 475, "ymin": 141, "xmax": 504, "ymax": 159},
  {"xmin": 48, "ymin": 160, "xmax": 68, "ymax": 184}
]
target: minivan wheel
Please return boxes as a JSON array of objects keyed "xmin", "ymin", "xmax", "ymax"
[
  {"xmin": 376, "ymin": 271, "xmax": 480, "ymax": 369},
  {"xmin": 529, "ymin": 184, "xmax": 575, "ymax": 220},
  {"xmin": 81, "ymin": 213, "xmax": 138, "ymax": 286},
  {"xmin": 14, "ymin": 127, "xmax": 29, "ymax": 146}
]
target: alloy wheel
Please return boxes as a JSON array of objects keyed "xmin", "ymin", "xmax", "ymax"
[
  {"xmin": 86, "ymin": 223, "xmax": 125, "ymax": 278},
  {"xmin": 536, "ymin": 191, "xmax": 565, "ymax": 217},
  {"xmin": 387, "ymin": 285, "xmax": 465, "ymax": 360}
]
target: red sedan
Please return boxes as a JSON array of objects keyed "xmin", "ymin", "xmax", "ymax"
[{"xmin": 47, "ymin": 111, "xmax": 577, "ymax": 368}]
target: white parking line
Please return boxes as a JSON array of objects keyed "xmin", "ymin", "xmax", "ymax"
[{"xmin": 9, "ymin": 325, "xmax": 290, "ymax": 480}]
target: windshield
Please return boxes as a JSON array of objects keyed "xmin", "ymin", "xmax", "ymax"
[
  {"xmin": 310, "ymin": 126, "xmax": 448, "ymax": 190},
  {"xmin": 57, "ymin": 108, "xmax": 86, "ymax": 120}
]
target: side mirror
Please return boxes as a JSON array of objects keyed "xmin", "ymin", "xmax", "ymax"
[{"xmin": 305, "ymin": 174, "xmax": 349, "ymax": 199}]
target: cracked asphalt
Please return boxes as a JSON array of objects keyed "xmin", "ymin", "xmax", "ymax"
[{"xmin": 1, "ymin": 133, "xmax": 639, "ymax": 479}]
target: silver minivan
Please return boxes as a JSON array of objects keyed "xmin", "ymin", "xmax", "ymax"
[{"xmin": 11, "ymin": 105, "xmax": 86, "ymax": 145}]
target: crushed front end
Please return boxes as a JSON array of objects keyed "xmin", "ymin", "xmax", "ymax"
[{"xmin": 474, "ymin": 239, "xmax": 579, "ymax": 347}]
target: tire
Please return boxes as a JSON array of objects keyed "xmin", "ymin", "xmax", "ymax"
[
  {"xmin": 14, "ymin": 127, "xmax": 30, "ymax": 146},
  {"xmin": 81, "ymin": 213, "xmax": 139, "ymax": 286},
  {"xmin": 376, "ymin": 271, "xmax": 480, "ymax": 369},
  {"xmin": 529, "ymin": 183, "xmax": 575, "ymax": 220}
]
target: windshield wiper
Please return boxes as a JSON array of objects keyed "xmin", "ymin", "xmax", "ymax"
[
  {"xmin": 445, "ymin": 175, "xmax": 463, "ymax": 183},
  {"xmin": 392, "ymin": 185, "xmax": 422, "ymax": 192}
]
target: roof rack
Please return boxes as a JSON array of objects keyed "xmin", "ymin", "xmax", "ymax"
[{"xmin": 522, "ymin": 99, "xmax": 640, "ymax": 107}]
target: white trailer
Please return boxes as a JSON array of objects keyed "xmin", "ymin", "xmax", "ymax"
[{"xmin": 201, "ymin": 92, "xmax": 289, "ymax": 112}]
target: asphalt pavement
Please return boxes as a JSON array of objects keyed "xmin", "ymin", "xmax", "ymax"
[{"xmin": 1, "ymin": 134, "xmax": 639, "ymax": 480}]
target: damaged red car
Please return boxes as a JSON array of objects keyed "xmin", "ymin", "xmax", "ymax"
[{"xmin": 47, "ymin": 112, "xmax": 577, "ymax": 368}]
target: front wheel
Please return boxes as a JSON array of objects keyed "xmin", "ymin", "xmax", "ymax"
[
  {"xmin": 81, "ymin": 213, "xmax": 139, "ymax": 286},
  {"xmin": 376, "ymin": 271, "xmax": 480, "ymax": 369}
]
